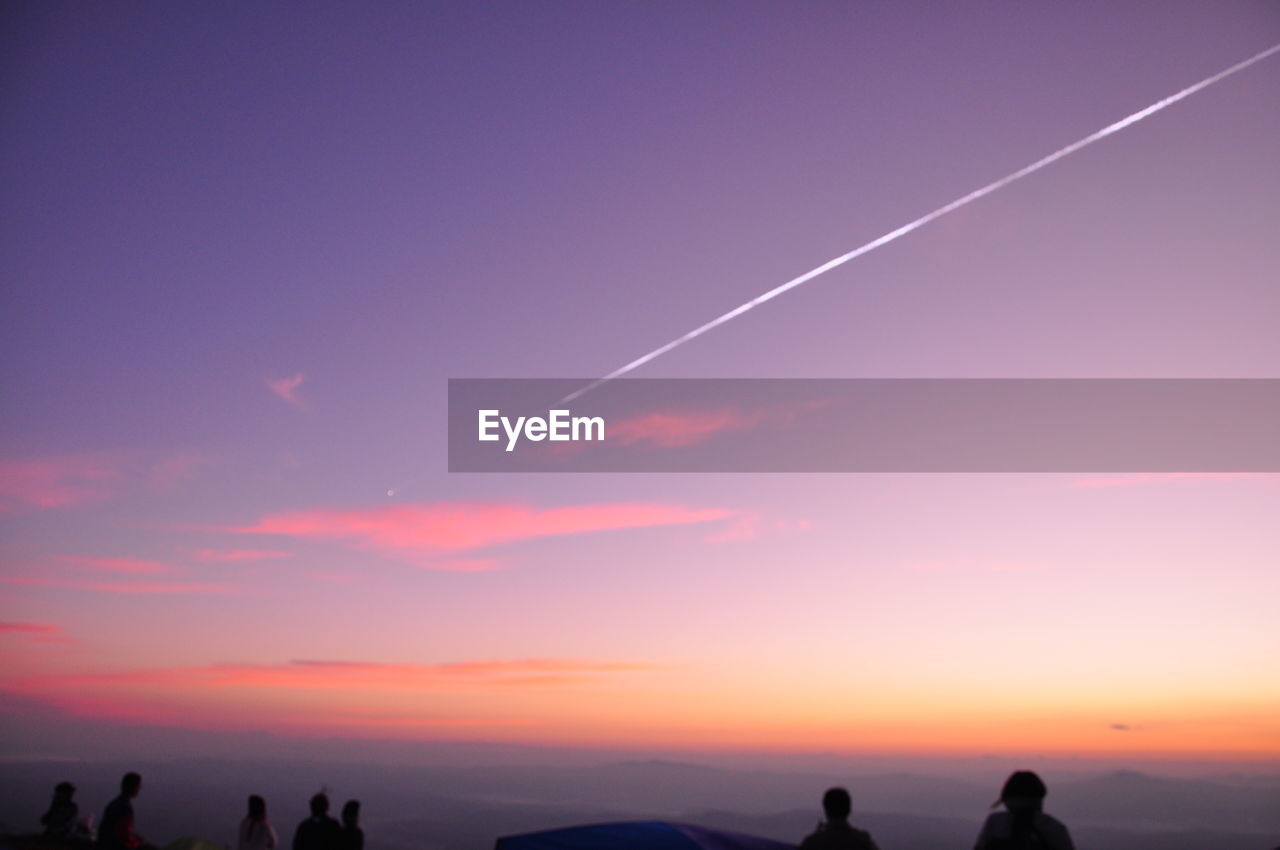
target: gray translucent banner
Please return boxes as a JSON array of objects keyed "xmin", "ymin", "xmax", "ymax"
[{"xmin": 447, "ymin": 379, "xmax": 1280, "ymax": 473}]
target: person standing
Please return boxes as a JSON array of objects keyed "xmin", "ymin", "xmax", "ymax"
[
  {"xmin": 973, "ymin": 771, "xmax": 1075, "ymax": 850},
  {"xmin": 238, "ymin": 795, "xmax": 278, "ymax": 850},
  {"xmin": 799, "ymin": 787, "xmax": 879, "ymax": 850},
  {"xmin": 338, "ymin": 801, "xmax": 362, "ymax": 850},
  {"xmin": 42, "ymin": 781, "xmax": 80, "ymax": 838},
  {"xmin": 292, "ymin": 793, "xmax": 342, "ymax": 850},
  {"xmin": 98, "ymin": 772, "xmax": 143, "ymax": 850}
]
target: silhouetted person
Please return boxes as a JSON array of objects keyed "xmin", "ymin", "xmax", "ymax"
[
  {"xmin": 339, "ymin": 801, "xmax": 362, "ymax": 850},
  {"xmin": 292, "ymin": 794, "xmax": 342, "ymax": 850},
  {"xmin": 98, "ymin": 772, "xmax": 143, "ymax": 850},
  {"xmin": 238, "ymin": 795, "xmax": 278, "ymax": 850},
  {"xmin": 974, "ymin": 771, "xmax": 1074, "ymax": 850},
  {"xmin": 799, "ymin": 787, "xmax": 879, "ymax": 850},
  {"xmin": 42, "ymin": 781, "xmax": 81, "ymax": 838}
]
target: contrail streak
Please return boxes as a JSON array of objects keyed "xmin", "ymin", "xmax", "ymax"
[{"xmin": 561, "ymin": 42, "xmax": 1280, "ymax": 403}]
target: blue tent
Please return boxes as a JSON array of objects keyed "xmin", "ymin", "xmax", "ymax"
[{"xmin": 495, "ymin": 822, "xmax": 796, "ymax": 850}]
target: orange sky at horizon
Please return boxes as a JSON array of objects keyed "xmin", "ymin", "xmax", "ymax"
[{"xmin": 4, "ymin": 637, "xmax": 1276, "ymax": 761}]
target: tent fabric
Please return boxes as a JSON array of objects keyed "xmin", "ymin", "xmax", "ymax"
[{"xmin": 494, "ymin": 821, "xmax": 795, "ymax": 850}]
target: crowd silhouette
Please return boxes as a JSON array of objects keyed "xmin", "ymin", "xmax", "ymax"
[
  {"xmin": 33, "ymin": 774, "xmax": 364, "ymax": 850},
  {"xmin": 27, "ymin": 768, "xmax": 1098, "ymax": 850},
  {"xmin": 796, "ymin": 775, "xmax": 1073, "ymax": 850}
]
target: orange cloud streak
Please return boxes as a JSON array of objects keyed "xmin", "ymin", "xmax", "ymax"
[
  {"xmin": 3, "ymin": 657, "xmax": 661, "ymax": 734},
  {"xmin": 25, "ymin": 658, "xmax": 662, "ymax": 692}
]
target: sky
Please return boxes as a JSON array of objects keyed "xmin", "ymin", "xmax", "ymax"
[{"xmin": 2, "ymin": 2, "xmax": 1278, "ymax": 767}]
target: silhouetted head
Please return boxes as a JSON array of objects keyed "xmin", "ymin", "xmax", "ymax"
[
  {"xmin": 341, "ymin": 800, "xmax": 360, "ymax": 828},
  {"xmin": 822, "ymin": 787, "xmax": 852, "ymax": 821},
  {"xmin": 997, "ymin": 770, "xmax": 1047, "ymax": 811},
  {"xmin": 309, "ymin": 793, "xmax": 330, "ymax": 817},
  {"xmin": 54, "ymin": 781, "xmax": 76, "ymax": 801},
  {"xmin": 248, "ymin": 795, "xmax": 267, "ymax": 821},
  {"xmin": 121, "ymin": 772, "xmax": 142, "ymax": 797}
]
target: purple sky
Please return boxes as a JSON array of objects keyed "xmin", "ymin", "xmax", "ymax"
[{"xmin": 2, "ymin": 2, "xmax": 1278, "ymax": 762}]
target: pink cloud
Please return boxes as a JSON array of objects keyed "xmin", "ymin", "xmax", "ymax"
[
  {"xmin": 609, "ymin": 408, "xmax": 764, "ymax": 448},
  {"xmin": 419, "ymin": 557, "xmax": 504, "ymax": 572},
  {"xmin": 705, "ymin": 515, "xmax": 813, "ymax": 544},
  {"xmin": 237, "ymin": 501, "xmax": 733, "ymax": 560},
  {"xmin": 606, "ymin": 398, "xmax": 834, "ymax": 449},
  {"xmin": 1071, "ymin": 472, "xmax": 1252, "ymax": 489},
  {"xmin": 59, "ymin": 556, "xmax": 176, "ymax": 575},
  {"xmin": 0, "ymin": 454, "xmax": 122, "ymax": 510},
  {"xmin": 265, "ymin": 373, "xmax": 306, "ymax": 408},
  {"xmin": 148, "ymin": 453, "xmax": 210, "ymax": 489},
  {"xmin": 0, "ymin": 621, "xmax": 62, "ymax": 635},
  {"xmin": 2, "ymin": 575, "xmax": 234, "ymax": 595},
  {"xmin": 191, "ymin": 548, "xmax": 293, "ymax": 563},
  {"xmin": 899, "ymin": 559, "xmax": 1037, "ymax": 573},
  {"xmin": 0, "ymin": 621, "xmax": 74, "ymax": 645}
]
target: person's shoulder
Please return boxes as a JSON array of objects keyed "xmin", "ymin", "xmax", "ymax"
[
  {"xmin": 801, "ymin": 825, "xmax": 874, "ymax": 850},
  {"xmin": 1033, "ymin": 813, "xmax": 1073, "ymax": 843},
  {"xmin": 848, "ymin": 827, "xmax": 876, "ymax": 850},
  {"xmin": 1034, "ymin": 812, "xmax": 1068, "ymax": 829}
]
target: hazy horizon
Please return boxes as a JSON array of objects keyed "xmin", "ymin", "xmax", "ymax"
[{"xmin": 3, "ymin": 751, "xmax": 1279, "ymax": 850}]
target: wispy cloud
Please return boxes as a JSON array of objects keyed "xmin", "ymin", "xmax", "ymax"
[
  {"xmin": 4, "ymin": 657, "xmax": 659, "ymax": 732},
  {"xmin": 0, "ymin": 450, "xmax": 211, "ymax": 511},
  {"xmin": 265, "ymin": 373, "xmax": 307, "ymax": 409},
  {"xmin": 0, "ymin": 454, "xmax": 122, "ymax": 511},
  {"xmin": 191, "ymin": 548, "xmax": 293, "ymax": 563},
  {"xmin": 609, "ymin": 408, "xmax": 764, "ymax": 448},
  {"xmin": 148, "ymin": 453, "xmax": 210, "ymax": 489},
  {"xmin": 2, "ymin": 575, "xmax": 235, "ymax": 595},
  {"xmin": 0, "ymin": 622, "xmax": 62, "ymax": 635},
  {"xmin": 20, "ymin": 657, "xmax": 660, "ymax": 693},
  {"xmin": 58, "ymin": 556, "xmax": 177, "ymax": 575},
  {"xmin": 1071, "ymin": 472, "xmax": 1251, "ymax": 489},
  {"xmin": 418, "ymin": 557, "xmax": 504, "ymax": 572},
  {"xmin": 606, "ymin": 399, "xmax": 832, "ymax": 449},
  {"xmin": 237, "ymin": 501, "xmax": 732, "ymax": 562},
  {"xmin": 0, "ymin": 621, "xmax": 74, "ymax": 644},
  {"xmin": 705, "ymin": 515, "xmax": 812, "ymax": 544},
  {"xmin": 899, "ymin": 559, "xmax": 1037, "ymax": 573}
]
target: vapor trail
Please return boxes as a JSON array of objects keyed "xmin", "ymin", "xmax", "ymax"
[{"xmin": 561, "ymin": 42, "xmax": 1280, "ymax": 403}]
